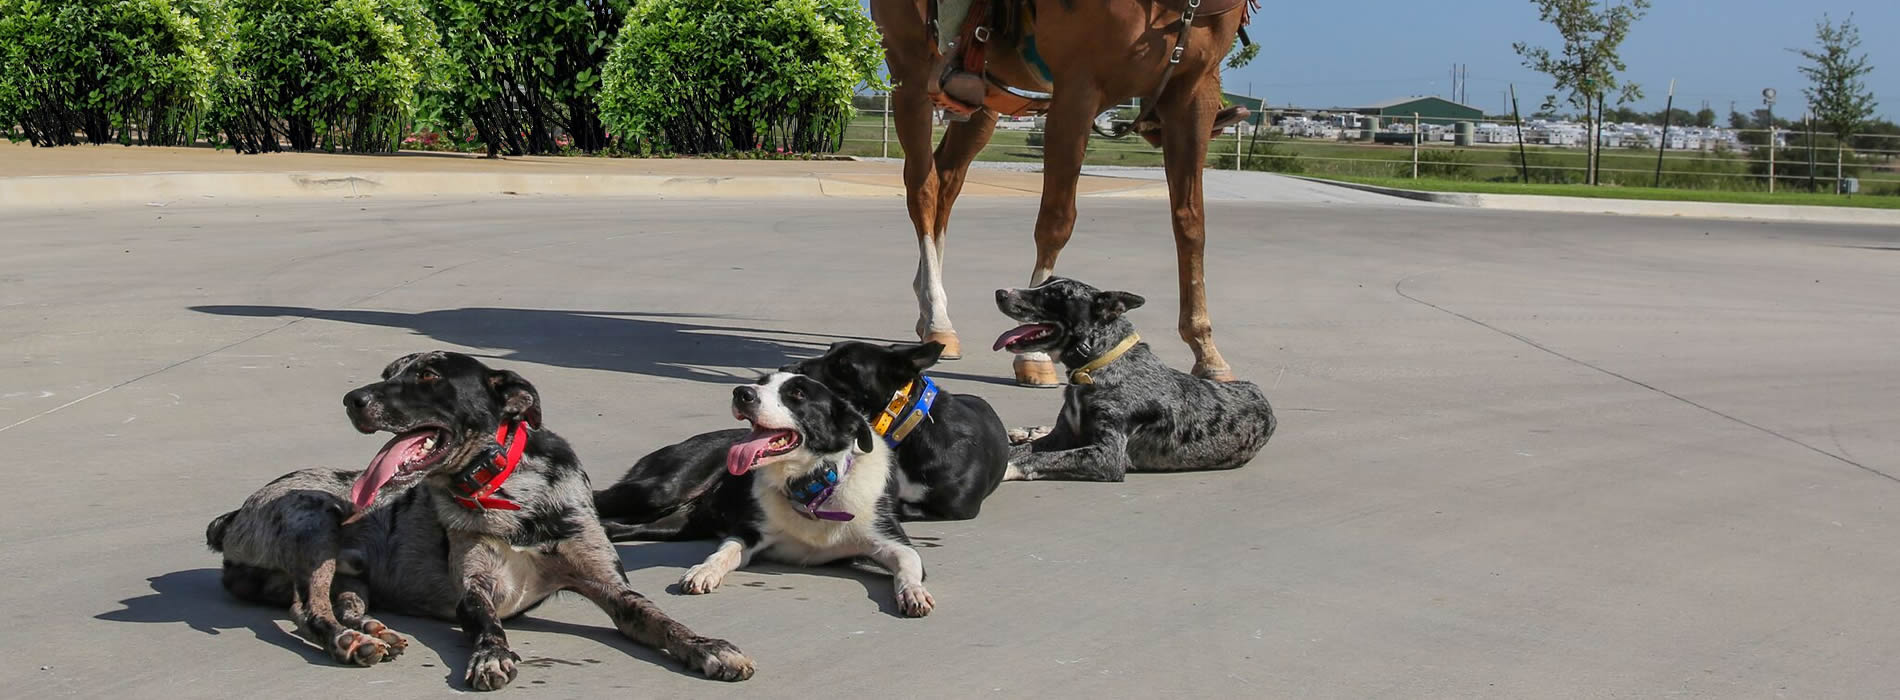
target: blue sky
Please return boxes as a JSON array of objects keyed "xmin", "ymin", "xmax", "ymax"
[
  {"xmin": 867, "ymin": 1, "xmax": 1896, "ymax": 120},
  {"xmin": 1226, "ymin": 1, "xmax": 1896, "ymax": 119}
]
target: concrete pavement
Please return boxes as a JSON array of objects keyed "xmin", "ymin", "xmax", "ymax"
[{"xmin": 4, "ymin": 195, "xmax": 1899, "ymax": 698}]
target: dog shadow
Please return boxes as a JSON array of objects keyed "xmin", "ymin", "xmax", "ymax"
[
  {"xmin": 95, "ymin": 568, "xmax": 713, "ymax": 687},
  {"xmin": 95, "ymin": 569, "xmax": 331, "ymax": 663},
  {"xmin": 189, "ymin": 305, "xmax": 903, "ymax": 384},
  {"xmin": 631, "ymin": 544, "xmax": 911, "ymax": 618}
]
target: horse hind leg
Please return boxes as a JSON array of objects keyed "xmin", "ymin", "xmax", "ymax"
[{"xmin": 1158, "ymin": 80, "xmax": 1234, "ymax": 381}]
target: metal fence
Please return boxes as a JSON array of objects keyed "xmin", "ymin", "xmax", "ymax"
[{"xmin": 842, "ymin": 93, "xmax": 1900, "ymax": 197}]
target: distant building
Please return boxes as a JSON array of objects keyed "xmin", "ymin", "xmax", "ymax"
[
  {"xmin": 1350, "ymin": 96, "xmax": 1485, "ymax": 125},
  {"xmin": 1220, "ymin": 92, "xmax": 1268, "ymax": 126}
]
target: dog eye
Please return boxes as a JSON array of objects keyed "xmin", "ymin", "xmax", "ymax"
[
  {"xmin": 787, "ymin": 388, "xmax": 804, "ymax": 402},
  {"xmin": 417, "ymin": 369, "xmax": 440, "ymax": 384}
]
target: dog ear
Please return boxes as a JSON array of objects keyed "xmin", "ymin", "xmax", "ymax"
[
  {"xmin": 907, "ymin": 342, "xmax": 945, "ymax": 371},
  {"xmin": 486, "ymin": 369, "xmax": 543, "ymax": 429},
  {"xmin": 1091, "ymin": 291, "xmax": 1146, "ymax": 321}
]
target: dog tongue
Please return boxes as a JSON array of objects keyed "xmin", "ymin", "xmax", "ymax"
[
  {"xmin": 993, "ymin": 324, "xmax": 1050, "ymax": 351},
  {"xmin": 348, "ymin": 431, "xmax": 431, "ymax": 516},
  {"xmin": 726, "ymin": 428, "xmax": 790, "ymax": 476}
]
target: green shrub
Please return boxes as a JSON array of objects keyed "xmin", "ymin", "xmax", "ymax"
[
  {"xmin": 1216, "ymin": 133, "xmax": 1306, "ymax": 174},
  {"xmin": 597, "ymin": 0, "xmax": 884, "ymax": 154},
  {"xmin": 0, "ymin": 0, "xmax": 226, "ymax": 146},
  {"xmin": 212, "ymin": 0, "xmax": 445, "ymax": 153},
  {"xmin": 1416, "ymin": 149, "xmax": 1474, "ymax": 179},
  {"xmin": 426, "ymin": 0, "xmax": 628, "ymax": 156}
]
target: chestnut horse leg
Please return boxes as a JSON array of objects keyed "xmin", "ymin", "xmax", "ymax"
[
  {"xmin": 893, "ymin": 83, "xmax": 957, "ymax": 355},
  {"xmin": 1013, "ymin": 85, "xmax": 1102, "ymax": 388},
  {"xmin": 915, "ymin": 110, "xmax": 998, "ymax": 359},
  {"xmin": 1157, "ymin": 80, "xmax": 1233, "ymax": 381}
]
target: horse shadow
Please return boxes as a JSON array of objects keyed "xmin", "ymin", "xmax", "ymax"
[{"xmin": 188, "ymin": 305, "xmax": 903, "ymax": 383}]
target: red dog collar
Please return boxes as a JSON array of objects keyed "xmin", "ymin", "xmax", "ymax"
[{"xmin": 450, "ymin": 422, "xmax": 529, "ymax": 511}]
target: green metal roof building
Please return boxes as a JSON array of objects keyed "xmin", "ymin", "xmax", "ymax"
[
  {"xmin": 1351, "ymin": 96, "xmax": 1483, "ymax": 124},
  {"xmin": 1220, "ymin": 92, "xmax": 1267, "ymax": 125}
]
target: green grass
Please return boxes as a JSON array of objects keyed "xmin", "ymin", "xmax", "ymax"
[{"xmin": 1325, "ymin": 176, "xmax": 1900, "ymax": 210}]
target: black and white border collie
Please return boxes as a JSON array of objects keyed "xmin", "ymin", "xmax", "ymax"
[{"xmin": 677, "ymin": 372, "xmax": 934, "ymax": 617}]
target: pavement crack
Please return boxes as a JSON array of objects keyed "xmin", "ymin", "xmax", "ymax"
[{"xmin": 1393, "ymin": 269, "xmax": 1898, "ymax": 485}]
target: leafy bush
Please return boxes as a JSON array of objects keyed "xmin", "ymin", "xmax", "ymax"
[
  {"xmin": 0, "ymin": 0, "xmax": 226, "ymax": 146},
  {"xmin": 597, "ymin": 0, "xmax": 884, "ymax": 154},
  {"xmin": 1215, "ymin": 133, "xmax": 1306, "ymax": 174},
  {"xmin": 426, "ymin": 0, "xmax": 627, "ymax": 156},
  {"xmin": 212, "ymin": 0, "xmax": 446, "ymax": 153},
  {"xmin": 1416, "ymin": 149, "xmax": 1475, "ymax": 179}
]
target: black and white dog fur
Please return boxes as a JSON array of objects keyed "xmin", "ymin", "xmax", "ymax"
[
  {"xmin": 594, "ymin": 341, "xmax": 1008, "ymax": 526},
  {"xmin": 783, "ymin": 341, "xmax": 1008, "ymax": 519},
  {"xmin": 995, "ymin": 277, "xmax": 1277, "ymax": 481},
  {"xmin": 204, "ymin": 352, "xmax": 752, "ymax": 690},
  {"xmin": 644, "ymin": 372, "xmax": 934, "ymax": 617}
]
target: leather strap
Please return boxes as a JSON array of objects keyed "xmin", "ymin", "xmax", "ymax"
[
  {"xmin": 1069, "ymin": 332, "xmax": 1141, "ymax": 386},
  {"xmin": 450, "ymin": 422, "xmax": 529, "ymax": 511}
]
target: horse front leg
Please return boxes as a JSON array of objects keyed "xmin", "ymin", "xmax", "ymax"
[
  {"xmin": 914, "ymin": 110, "xmax": 998, "ymax": 359},
  {"xmin": 892, "ymin": 84, "xmax": 955, "ymax": 354},
  {"xmin": 1157, "ymin": 81, "xmax": 1233, "ymax": 381},
  {"xmin": 1013, "ymin": 86, "xmax": 1101, "ymax": 388}
]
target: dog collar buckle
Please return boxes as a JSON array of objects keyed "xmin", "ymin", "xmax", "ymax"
[
  {"xmin": 451, "ymin": 422, "xmax": 529, "ymax": 512},
  {"xmin": 788, "ymin": 454, "xmax": 855, "ymax": 522},
  {"xmin": 1069, "ymin": 332, "xmax": 1140, "ymax": 386},
  {"xmin": 872, "ymin": 377, "xmax": 939, "ymax": 448}
]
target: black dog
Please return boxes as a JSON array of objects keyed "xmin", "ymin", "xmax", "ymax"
[
  {"xmin": 595, "ymin": 341, "xmax": 1009, "ymax": 531},
  {"xmin": 995, "ymin": 277, "xmax": 1276, "ymax": 481},
  {"xmin": 205, "ymin": 352, "xmax": 752, "ymax": 689}
]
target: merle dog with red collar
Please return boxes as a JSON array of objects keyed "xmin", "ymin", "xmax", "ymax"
[
  {"xmin": 205, "ymin": 352, "xmax": 752, "ymax": 690},
  {"xmin": 594, "ymin": 341, "xmax": 1009, "ymax": 535}
]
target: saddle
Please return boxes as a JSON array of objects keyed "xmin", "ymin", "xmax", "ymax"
[{"xmin": 930, "ymin": 0, "xmax": 1258, "ymax": 141}]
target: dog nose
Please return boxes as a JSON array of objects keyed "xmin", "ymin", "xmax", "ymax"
[
  {"xmin": 344, "ymin": 389, "xmax": 372, "ymax": 412},
  {"xmin": 995, "ymin": 289, "xmax": 1010, "ymax": 303},
  {"xmin": 733, "ymin": 385, "xmax": 759, "ymax": 406}
]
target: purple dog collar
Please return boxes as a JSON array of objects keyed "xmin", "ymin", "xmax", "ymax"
[{"xmin": 788, "ymin": 452, "xmax": 855, "ymax": 522}]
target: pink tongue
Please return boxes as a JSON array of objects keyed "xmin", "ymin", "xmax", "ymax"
[
  {"xmin": 726, "ymin": 429, "xmax": 791, "ymax": 476},
  {"xmin": 349, "ymin": 431, "xmax": 431, "ymax": 515},
  {"xmin": 993, "ymin": 324, "xmax": 1049, "ymax": 351}
]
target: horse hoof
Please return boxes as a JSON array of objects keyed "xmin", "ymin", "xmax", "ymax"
[
  {"xmin": 1013, "ymin": 356, "xmax": 1062, "ymax": 388},
  {"xmin": 923, "ymin": 330, "xmax": 962, "ymax": 360},
  {"xmin": 1193, "ymin": 364, "xmax": 1237, "ymax": 383}
]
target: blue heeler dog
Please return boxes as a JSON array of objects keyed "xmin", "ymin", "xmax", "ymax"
[{"xmin": 994, "ymin": 277, "xmax": 1276, "ymax": 481}]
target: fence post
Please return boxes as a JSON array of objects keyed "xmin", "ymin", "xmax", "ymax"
[
  {"xmin": 1412, "ymin": 112, "xmax": 1420, "ymax": 179},
  {"xmin": 1654, "ymin": 79, "xmax": 1674, "ymax": 188},
  {"xmin": 1234, "ymin": 117, "xmax": 1243, "ymax": 170},
  {"xmin": 1511, "ymin": 84, "xmax": 1530, "ymax": 184},
  {"xmin": 880, "ymin": 91, "xmax": 890, "ymax": 159}
]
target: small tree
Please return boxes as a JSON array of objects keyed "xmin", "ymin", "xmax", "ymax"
[
  {"xmin": 1792, "ymin": 13, "xmax": 1877, "ymax": 187},
  {"xmin": 1694, "ymin": 107, "xmax": 1716, "ymax": 128},
  {"xmin": 1513, "ymin": 0, "xmax": 1651, "ymax": 185}
]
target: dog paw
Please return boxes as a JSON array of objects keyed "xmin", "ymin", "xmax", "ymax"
[
  {"xmin": 358, "ymin": 619, "xmax": 408, "ymax": 660},
  {"xmin": 897, "ymin": 583, "xmax": 935, "ymax": 618},
  {"xmin": 679, "ymin": 564, "xmax": 726, "ymax": 595},
  {"xmin": 329, "ymin": 628, "xmax": 394, "ymax": 667},
  {"xmin": 465, "ymin": 645, "xmax": 520, "ymax": 691},
  {"xmin": 1007, "ymin": 425, "xmax": 1052, "ymax": 445},
  {"xmin": 688, "ymin": 636, "xmax": 754, "ymax": 682}
]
